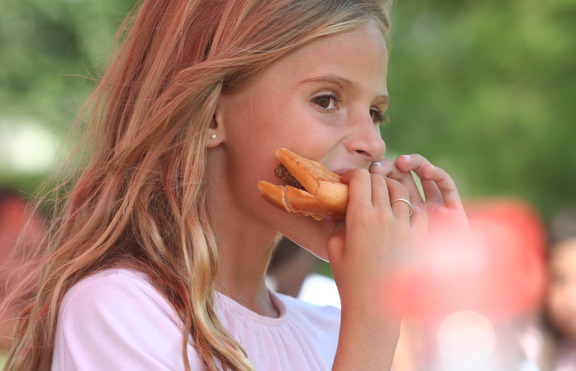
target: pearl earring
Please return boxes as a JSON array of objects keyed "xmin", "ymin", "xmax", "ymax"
[{"xmin": 210, "ymin": 134, "xmax": 217, "ymax": 140}]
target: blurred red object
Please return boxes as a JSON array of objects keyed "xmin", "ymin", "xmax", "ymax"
[{"xmin": 401, "ymin": 199, "xmax": 546, "ymax": 328}]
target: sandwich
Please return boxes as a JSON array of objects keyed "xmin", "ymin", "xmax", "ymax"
[{"xmin": 257, "ymin": 148, "xmax": 348, "ymax": 220}]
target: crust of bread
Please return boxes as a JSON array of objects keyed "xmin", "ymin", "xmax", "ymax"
[
  {"xmin": 284, "ymin": 185, "xmax": 338, "ymax": 220},
  {"xmin": 257, "ymin": 148, "xmax": 348, "ymax": 220},
  {"xmin": 257, "ymin": 181, "xmax": 290, "ymax": 213},
  {"xmin": 275, "ymin": 148, "xmax": 341, "ymax": 194}
]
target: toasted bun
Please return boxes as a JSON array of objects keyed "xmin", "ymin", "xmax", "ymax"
[{"xmin": 257, "ymin": 148, "xmax": 348, "ymax": 220}]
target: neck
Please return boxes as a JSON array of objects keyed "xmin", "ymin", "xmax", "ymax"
[
  {"xmin": 209, "ymin": 198, "xmax": 280, "ymax": 317},
  {"xmin": 215, "ymin": 233, "xmax": 280, "ymax": 317}
]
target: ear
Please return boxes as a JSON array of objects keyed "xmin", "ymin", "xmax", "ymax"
[{"xmin": 207, "ymin": 104, "xmax": 226, "ymax": 148}]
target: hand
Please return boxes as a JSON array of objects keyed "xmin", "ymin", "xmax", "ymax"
[
  {"xmin": 327, "ymin": 155, "xmax": 468, "ymax": 312},
  {"xmin": 368, "ymin": 155, "xmax": 472, "ymax": 322},
  {"xmin": 370, "ymin": 154, "xmax": 468, "ymax": 234},
  {"xmin": 326, "ymin": 168, "xmax": 413, "ymax": 315}
]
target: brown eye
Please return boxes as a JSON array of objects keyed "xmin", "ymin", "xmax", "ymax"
[{"xmin": 312, "ymin": 93, "xmax": 340, "ymax": 111}]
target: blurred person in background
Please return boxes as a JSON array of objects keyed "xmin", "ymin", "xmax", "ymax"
[{"xmin": 537, "ymin": 207, "xmax": 576, "ymax": 371}]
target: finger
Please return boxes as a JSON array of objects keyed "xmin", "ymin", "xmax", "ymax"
[
  {"xmin": 371, "ymin": 160, "xmax": 423, "ymax": 206},
  {"xmin": 341, "ymin": 169, "xmax": 372, "ymax": 213},
  {"xmin": 327, "ymin": 221, "xmax": 347, "ymax": 260},
  {"xmin": 370, "ymin": 173, "xmax": 390, "ymax": 208},
  {"xmin": 369, "ymin": 159, "xmax": 397, "ymax": 177},
  {"xmin": 394, "ymin": 154, "xmax": 431, "ymax": 178},
  {"xmin": 396, "ymin": 154, "xmax": 461, "ymax": 209},
  {"xmin": 410, "ymin": 205, "xmax": 428, "ymax": 237},
  {"xmin": 386, "ymin": 178, "xmax": 412, "ymax": 220},
  {"xmin": 421, "ymin": 163, "xmax": 464, "ymax": 210},
  {"xmin": 391, "ymin": 198, "xmax": 413, "ymax": 218}
]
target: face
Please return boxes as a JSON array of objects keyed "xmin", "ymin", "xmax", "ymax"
[
  {"xmin": 210, "ymin": 22, "xmax": 389, "ymax": 259},
  {"xmin": 546, "ymin": 239, "xmax": 576, "ymax": 342}
]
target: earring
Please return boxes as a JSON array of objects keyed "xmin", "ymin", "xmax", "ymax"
[{"xmin": 210, "ymin": 134, "xmax": 217, "ymax": 140}]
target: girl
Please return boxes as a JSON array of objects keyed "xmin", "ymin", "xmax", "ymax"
[
  {"xmin": 540, "ymin": 208, "xmax": 576, "ymax": 370},
  {"xmin": 3, "ymin": 0, "xmax": 466, "ymax": 370}
]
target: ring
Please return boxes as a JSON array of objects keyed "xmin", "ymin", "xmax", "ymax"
[{"xmin": 392, "ymin": 198, "xmax": 413, "ymax": 216}]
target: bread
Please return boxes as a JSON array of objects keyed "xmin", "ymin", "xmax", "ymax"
[{"xmin": 257, "ymin": 148, "xmax": 348, "ymax": 220}]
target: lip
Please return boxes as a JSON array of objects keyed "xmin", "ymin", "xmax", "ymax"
[
  {"xmin": 330, "ymin": 168, "xmax": 350, "ymax": 176},
  {"xmin": 321, "ymin": 154, "xmax": 374, "ymax": 176},
  {"xmin": 330, "ymin": 166, "xmax": 369, "ymax": 176}
]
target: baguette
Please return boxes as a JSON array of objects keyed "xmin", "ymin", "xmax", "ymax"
[{"xmin": 257, "ymin": 148, "xmax": 348, "ymax": 220}]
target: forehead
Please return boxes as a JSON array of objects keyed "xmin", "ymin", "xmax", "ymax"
[{"xmin": 257, "ymin": 23, "xmax": 388, "ymax": 89}]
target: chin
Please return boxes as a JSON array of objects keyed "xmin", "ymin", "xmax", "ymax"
[{"xmin": 274, "ymin": 214, "xmax": 337, "ymax": 262}]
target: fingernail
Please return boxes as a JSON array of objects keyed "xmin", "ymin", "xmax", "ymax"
[
  {"xmin": 399, "ymin": 155, "xmax": 410, "ymax": 161},
  {"xmin": 371, "ymin": 161, "xmax": 383, "ymax": 167}
]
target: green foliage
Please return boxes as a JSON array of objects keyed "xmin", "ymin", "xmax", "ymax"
[
  {"xmin": 0, "ymin": 0, "xmax": 135, "ymax": 126},
  {"xmin": 0, "ymin": 0, "xmax": 136, "ymax": 191},
  {"xmin": 386, "ymin": 0, "xmax": 576, "ymax": 217},
  {"xmin": 1, "ymin": 0, "xmax": 574, "ymax": 218}
]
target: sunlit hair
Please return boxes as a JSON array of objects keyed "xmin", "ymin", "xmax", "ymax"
[{"xmin": 3, "ymin": 0, "xmax": 391, "ymax": 370}]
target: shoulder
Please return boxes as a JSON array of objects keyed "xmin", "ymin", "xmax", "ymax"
[
  {"xmin": 59, "ymin": 268, "xmax": 183, "ymax": 338},
  {"xmin": 64, "ymin": 268, "xmax": 153, "ymax": 294},
  {"xmin": 63, "ymin": 268, "xmax": 165, "ymax": 306},
  {"xmin": 60, "ymin": 268, "xmax": 177, "ymax": 322},
  {"xmin": 54, "ymin": 268, "xmax": 198, "ymax": 370}
]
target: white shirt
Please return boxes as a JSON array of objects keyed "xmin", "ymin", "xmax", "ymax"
[{"xmin": 52, "ymin": 268, "xmax": 341, "ymax": 370}]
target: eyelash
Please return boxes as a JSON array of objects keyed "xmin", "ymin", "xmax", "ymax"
[
  {"xmin": 312, "ymin": 93, "xmax": 390, "ymax": 125},
  {"xmin": 370, "ymin": 109, "xmax": 390, "ymax": 125}
]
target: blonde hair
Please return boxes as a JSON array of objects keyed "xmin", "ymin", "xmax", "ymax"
[{"xmin": 3, "ymin": 0, "xmax": 391, "ymax": 370}]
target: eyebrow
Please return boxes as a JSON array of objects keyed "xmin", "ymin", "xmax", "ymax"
[{"xmin": 299, "ymin": 74, "xmax": 390, "ymax": 106}]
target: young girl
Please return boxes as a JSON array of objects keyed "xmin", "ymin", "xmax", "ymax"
[
  {"xmin": 540, "ymin": 208, "xmax": 576, "ymax": 370},
  {"xmin": 2, "ymin": 0, "xmax": 467, "ymax": 370}
]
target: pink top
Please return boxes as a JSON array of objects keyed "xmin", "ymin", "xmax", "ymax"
[{"xmin": 52, "ymin": 268, "xmax": 341, "ymax": 370}]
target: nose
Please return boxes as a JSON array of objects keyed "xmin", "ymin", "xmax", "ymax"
[{"xmin": 346, "ymin": 115, "xmax": 386, "ymax": 162}]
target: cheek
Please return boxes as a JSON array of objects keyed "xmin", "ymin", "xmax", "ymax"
[
  {"xmin": 226, "ymin": 104, "xmax": 295, "ymax": 154},
  {"xmin": 547, "ymin": 288, "xmax": 569, "ymax": 317}
]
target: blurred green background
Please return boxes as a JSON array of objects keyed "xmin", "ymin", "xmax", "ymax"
[{"xmin": 0, "ymin": 0, "xmax": 575, "ymax": 220}]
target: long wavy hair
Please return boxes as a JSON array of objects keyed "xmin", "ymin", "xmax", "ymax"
[{"xmin": 2, "ymin": 0, "xmax": 391, "ymax": 370}]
